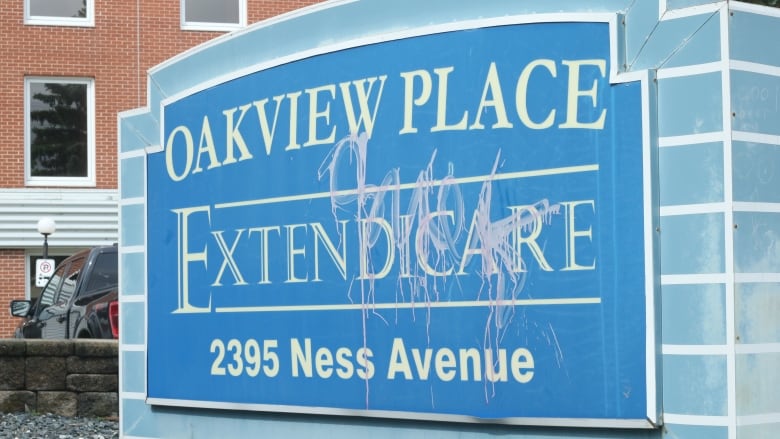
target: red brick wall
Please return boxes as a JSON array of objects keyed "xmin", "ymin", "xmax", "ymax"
[
  {"xmin": 0, "ymin": 250, "xmax": 26, "ymax": 337},
  {"xmin": 136, "ymin": 0, "xmax": 323, "ymax": 112},
  {"xmin": 0, "ymin": 0, "xmax": 322, "ymax": 337},
  {"xmin": 0, "ymin": 0, "xmax": 322, "ymax": 189}
]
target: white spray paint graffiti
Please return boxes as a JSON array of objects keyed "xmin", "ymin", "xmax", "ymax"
[{"xmin": 318, "ymin": 132, "xmax": 561, "ymax": 405}]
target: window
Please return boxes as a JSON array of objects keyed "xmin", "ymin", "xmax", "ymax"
[
  {"xmin": 25, "ymin": 77, "xmax": 95, "ymax": 187},
  {"xmin": 181, "ymin": 0, "xmax": 246, "ymax": 31},
  {"xmin": 37, "ymin": 264, "xmax": 65, "ymax": 309},
  {"xmin": 84, "ymin": 252, "xmax": 118, "ymax": 294},
  {"xmin": 25, "ymin": 0, "xmax": 94, "ymax": 27},
  {"xmin": 57, "ymin": 256, "xmax": 85, "ymax": 305}
]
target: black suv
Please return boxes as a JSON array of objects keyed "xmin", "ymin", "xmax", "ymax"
[{"xmin": 10, "ymin": 245, "xmax": 119, "ymax": 339}]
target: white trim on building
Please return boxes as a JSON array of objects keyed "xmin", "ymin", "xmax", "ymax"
[{"xmin": 0, "ymin": 188, "xmax": 118, "ymax": 248}]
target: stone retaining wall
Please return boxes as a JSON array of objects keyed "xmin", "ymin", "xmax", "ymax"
[{"xmin": 0, "ymin": 339, "xmax": 118, "ymax": 418}]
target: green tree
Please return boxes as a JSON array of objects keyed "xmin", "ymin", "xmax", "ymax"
[{"xmin": 29, "ymin": 83, "xmax": 88, "ymax": 177}]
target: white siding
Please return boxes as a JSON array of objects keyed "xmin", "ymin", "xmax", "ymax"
[{"xmin": 0, "ymin": 189, "xmax": 118, "ymax": 248}]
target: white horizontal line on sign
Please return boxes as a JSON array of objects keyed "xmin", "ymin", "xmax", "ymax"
[
  {"xmin": 662, "ymin": 413, "xmax": 730, "ymax": 426},
  {"xmin": 662, "ymin": 344, "xmax": 729, "ymax": 355},
  {"xmin": 214, "ymin": 297, "xmax": 601, "ymax": 313},
  {"xmin": 214, "ymin": 164, "xmax": 599, "ymax": 210}
]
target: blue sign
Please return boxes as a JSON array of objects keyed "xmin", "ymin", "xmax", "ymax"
[{"xmin": 147, "ymin": 19, "xmax": 654, "ymax": 426}]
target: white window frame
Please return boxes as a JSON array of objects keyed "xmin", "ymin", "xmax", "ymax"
[
  {"xmin": 181, "ymin": 0, "xmax": 246, "ymax": 31},
  {"xmin": 24, "ymin": 77, "xmax": 96, "ymax": 187},
  {"xmin": 24, "ymin": 0, "xmax": 95, "ymax": 27}
]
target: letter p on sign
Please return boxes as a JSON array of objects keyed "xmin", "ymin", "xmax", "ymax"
[{"xmin": 36, "ymin": 258, "xmax": 55, "ymax": 287}]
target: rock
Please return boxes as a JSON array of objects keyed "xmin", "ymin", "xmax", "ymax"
[
  {"xmin": 0, "ymin": 390, "xmax": 36, "ymax": 412},
  {"xmin": 38, "ymin": 391, "xmax": 78, "ymax": 417}
]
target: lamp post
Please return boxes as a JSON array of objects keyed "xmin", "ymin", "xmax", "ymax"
[{"xmin": 37, "ymin": 217, "xmax": 56, "ymax": 260}]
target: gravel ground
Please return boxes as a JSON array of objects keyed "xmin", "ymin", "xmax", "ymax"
[{"xmin": 0, "ymin": 413, "xmax": 118, "ymax": 439}]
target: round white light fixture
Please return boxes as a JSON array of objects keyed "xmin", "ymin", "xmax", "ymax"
[{"xmin": 37, "ymin": 217, "xmax": 56, "ymax": 236}]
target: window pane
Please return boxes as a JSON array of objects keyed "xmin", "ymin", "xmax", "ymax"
[
  {"xmin": 85, "ymin": 253, "xmax": 118, "ymax": 294},
  {"xmin": 29, "ymin": 82, "xmax": 88, "ymax": 177},
  {"xmin": 57, "ymin": 257, "xmax": 84, "ymax": 304},
  {"xmin": 30, "ymin": 0, "xmax": 86, "ymax": 18},
  {"xmin": 184, "ymin": 0, "xmax": 239, "ymax": 24},
  {"xmin": 38, "ymin": 265, "xmax": 65, "ymax": 307}
]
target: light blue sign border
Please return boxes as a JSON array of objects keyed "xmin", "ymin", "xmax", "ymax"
[{"xmin": 144, "ymin": 13, "xmax": 659, "ymax": 429}]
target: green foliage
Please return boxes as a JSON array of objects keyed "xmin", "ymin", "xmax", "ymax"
[{"xmin": 29, "ymin": 83, "xmax": 88, "ymax": 177}]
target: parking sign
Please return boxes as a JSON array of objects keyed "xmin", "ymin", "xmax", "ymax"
[{"xmin": 35, "ymin": 258, "xmax": 55, "ymax": 287}]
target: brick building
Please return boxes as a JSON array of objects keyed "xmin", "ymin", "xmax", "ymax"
[{"xmin": 0, "ymin": 0, "xmax": 320, "ymax": 337}]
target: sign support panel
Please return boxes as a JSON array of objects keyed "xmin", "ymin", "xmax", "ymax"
[{"xmin": 146, "ymin": 17, "xmax": 657, "ymax": 428}]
